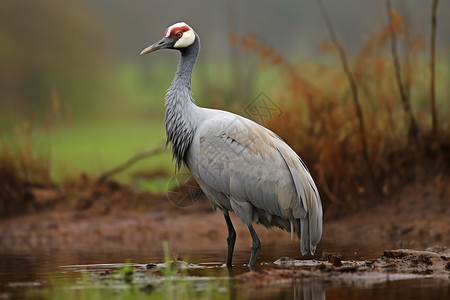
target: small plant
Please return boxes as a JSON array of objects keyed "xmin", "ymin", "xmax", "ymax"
[
  {"xmin": 118, "ymin": 260, "xmax": 135, "ymax": 283},
  {"xmin": 161, "ymin": 241, "xmax": 179, "ymax": 277},
  {"xmin": 0, "ymin": 122, "xmax": 52, "ymax": 216},
  {"xmin": 23, "ymin": 242, "xmax": 234, "ymax": 300}
]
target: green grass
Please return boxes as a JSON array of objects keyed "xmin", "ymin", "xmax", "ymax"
[
  {"xmin": 0, "ymin": 62, "xmax": 184, "ymax": 188},
  {"xmin": 0, "ymin": 60, "xmax": 260, "ymax": 188},
  {"xmin": 48, "ymin": 120, "xmax": 174, "ymax": 184},
  {"xmin": 0, "ymin": 115, "xmax": 177, "ymax": 189}
]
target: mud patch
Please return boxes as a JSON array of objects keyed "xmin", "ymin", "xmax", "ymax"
[{"xmin": 237, "ymin": 249, "xmax": 450, "ymax": 287}]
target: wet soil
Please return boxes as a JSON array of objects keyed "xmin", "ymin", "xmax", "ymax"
[
  {"xmin": 1, "ymin": 172, "xmax": 449, "ymax": 284},
  {"xmin": 237, "ymin": 248, "xmax": 450, "ymax": 287}
]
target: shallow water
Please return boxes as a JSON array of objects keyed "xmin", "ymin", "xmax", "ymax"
[
  {"xmin": 0, "ymin": 238, "xmax": 379, "ymax": 283},
  {"xmin": 1, "ymin": 240, "xmax": 449, "ymax": 299}
]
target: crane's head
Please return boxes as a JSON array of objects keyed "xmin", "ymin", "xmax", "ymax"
[{"xmin": 140, "ymin": 22, "xmax": 196, "ymax": 55}]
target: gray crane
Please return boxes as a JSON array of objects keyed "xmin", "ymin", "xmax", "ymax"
[{"xmin": 140, "ymin": 22, "xmax": 322, "ymax": 270}]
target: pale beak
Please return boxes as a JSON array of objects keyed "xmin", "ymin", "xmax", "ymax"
[{"xmin": 140, "ymin": 36, "xmax": 175, "ymax": 55}]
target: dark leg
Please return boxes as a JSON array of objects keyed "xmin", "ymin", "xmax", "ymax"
[
  {"xmin": 248, "ymin": 224, "xmax": 261, "ymax": 271},
  {"xmin": 224, "ymin": 212, "xmax": 236, "ymax": 267}
]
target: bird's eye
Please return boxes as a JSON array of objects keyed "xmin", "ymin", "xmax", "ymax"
[{"xmin": 176, "ymin": 32, "xmax": 183, "ymax": 38}]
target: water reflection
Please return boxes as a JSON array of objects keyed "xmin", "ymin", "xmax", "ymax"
[
  {"xmin": 1, "ymin": 253, "xmax": 449, "ymax": 300},
  {"xmin": 57, "ymin": 261, "xmax": 330, "ymax": 300},
  {"xmin": 303, "ymin": 283, "xmax": 326, "ymax": 300},
  {"xmin": 238, "ymin": 278, "xmax": 326, "ymax": 300},
  {"xmin": 1, "ymin": 241, "xmax": 449, "ymax": 300}
]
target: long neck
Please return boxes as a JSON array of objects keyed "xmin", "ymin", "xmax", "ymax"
[
  {"xmin": 165, "ymin": 34, "xmax": 200, "ymax": 169},
  {"xmin": 173, "ymin": 43, "xmax": 199, "ymax": 90}
]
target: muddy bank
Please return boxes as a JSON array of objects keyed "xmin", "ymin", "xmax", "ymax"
[
  {"xmin": 0, "ymin": 173, "xmax": 449, "ymax": 261},
  {"xmin": 237, "ymin": 248, "xmax": 450, "ymax": 287},
  {"xmin": 1, "ymin": 174, "xmax": 450, "ymax": 300}
]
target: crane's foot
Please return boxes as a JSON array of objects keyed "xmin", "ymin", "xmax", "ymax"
[
  {"xmin": 224, "ymin": 212, "xmax": 236, "ymax": 267},
  {"xmin": 248, "ymin": 224, "xmax": 261, "ymax": 271}
]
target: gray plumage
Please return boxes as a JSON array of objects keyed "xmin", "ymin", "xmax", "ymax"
[
  {"xmin": 164, "ymin": 33, "xmax": 200, "ymax": 169},
  {"xmin": 141, "ymin": 22, "xmax": 322, "ymax": 269}
]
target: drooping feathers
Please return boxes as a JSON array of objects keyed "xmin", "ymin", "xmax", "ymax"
[
  {"xmin": 164, "ymin": 76, "xmax": 197, "ymax": 169},
  {"xmin": 191, "ymin": 114, "xmax": 322, "ymax": 255}
]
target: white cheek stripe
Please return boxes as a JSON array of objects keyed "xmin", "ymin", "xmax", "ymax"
[{"xmin": 174, "ymin": 30, "xmax": 195, "ymax": 48}]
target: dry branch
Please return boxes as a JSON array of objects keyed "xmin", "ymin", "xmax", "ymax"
[
  {"xmin": 317, "ymin": 0, "xmax": 376, "ymax": 185},
  {"xmin": 96, "ymin": 143, "xmax": 165, "ymax": 183},
  {"xmin": 385, "ymin": 0, "xmax": 419, "ymax": 145},
  {"xmin": 430, "ymin": 0, "xmax": 439, "ymax": 142}
]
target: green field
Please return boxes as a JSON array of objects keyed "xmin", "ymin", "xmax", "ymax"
[
  {"xmin": 0, "ymin": 60, "xmax": 284, "ymax": 188},
  {"xmin": 0, "ymin": 63, "xmax": 180, "ymax": 190}
]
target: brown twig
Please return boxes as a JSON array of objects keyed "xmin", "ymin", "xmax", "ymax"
[
  {"xmin": 385, "ymin": 0, "xmax": 419, "ymax": 145},
  {"xmin": 317, "ymin": 164, "xmax": 340, "ymax": 206},
  {"xmin": 430, "ymin": 0, "xmax": 439, "ymax": 143},
  {"xmin": 317, "ymin": 0, "xmax": 376, "ymax": 185},
  {"xmin": 96, "ymin": 143, "xmax": 165, "ymax": 183}
]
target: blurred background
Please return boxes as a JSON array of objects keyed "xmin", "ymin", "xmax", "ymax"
[
  {"xmin": 2, "ymin": 3, "xmax": 450, "ymax": 297},
  {"xmin": 1, "ymin": 0, "xmax": 449, "ymax": 208}
]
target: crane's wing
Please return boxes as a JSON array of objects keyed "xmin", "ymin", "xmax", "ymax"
[{"xmin": 187, "ymin": 112, "xmax": 322, "ymax": 255}]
